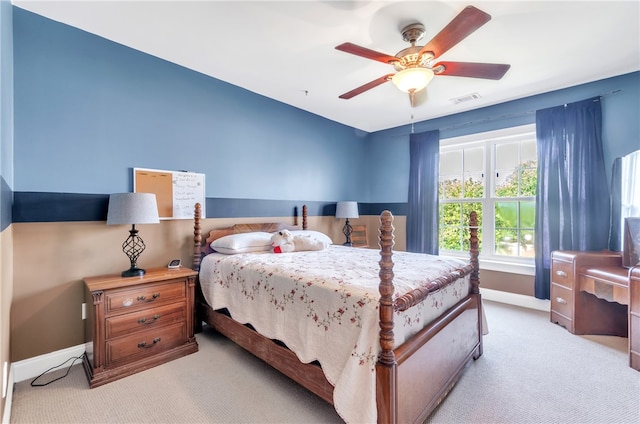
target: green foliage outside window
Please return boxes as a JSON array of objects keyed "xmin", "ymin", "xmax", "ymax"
[
  {"xmin": 439, "ymin": 200, "xmax": 483, "ymax": 252},
  {"xmin": 439, "ymin": 161, "xmax": 537, "ymax": 256},
  {"xmin": 493, "ymin": 160, "xmax": 537, "ymax": 257}
]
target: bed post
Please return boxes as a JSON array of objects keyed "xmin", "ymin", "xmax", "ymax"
[
  {"xmin": 468, "ymin": 210, "xmax": 483, "ymax": 357},
  {"xmin": 302, "ymin": 204, "xmax": 308, "ymax": 230},
  {"xmin": 193, "ymin": 203, "xmax": 202, "ymax": 272},
  {"xmin": 376, "ymin": 210, "xmax": 397, "ymax": 424}
]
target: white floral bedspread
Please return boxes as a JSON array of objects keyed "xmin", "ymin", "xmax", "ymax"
[{"xmin": 199, "ymin": 245, "xmax": 470, "ymax": 424}]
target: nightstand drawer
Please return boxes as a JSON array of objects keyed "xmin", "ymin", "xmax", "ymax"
[
  {"xmin": 105, "ymin": 303, "xmax": 187, "ymax": 339},
  {"xmin": 551, "ymin": 261, "xmax": 573, "ymax": 288},
  {"xmin": 105, "ymin": 279, "xmax": 187, "ymax": 315},
  {"xmin": 106, "ymin": 321, "xmax": 187, "ymax": 367}
]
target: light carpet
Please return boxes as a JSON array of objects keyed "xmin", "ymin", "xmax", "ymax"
[{"xmin": 9, "ymin": 300, "xmax": 640, "ymax": 423}]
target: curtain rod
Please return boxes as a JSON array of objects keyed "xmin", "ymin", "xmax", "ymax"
[{"xmin": 408, "ymin": 88, "xmax": 623, "ymax": 134}]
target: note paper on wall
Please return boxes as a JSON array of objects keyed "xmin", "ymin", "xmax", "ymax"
[{"xmin": 134, "ymin": 168, "xmax": 206, "ymax": 219}]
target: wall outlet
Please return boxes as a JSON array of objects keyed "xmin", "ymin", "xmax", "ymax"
[{"xmin": 81, "ymin": 303, "xmax": 86, "ymax": 320}]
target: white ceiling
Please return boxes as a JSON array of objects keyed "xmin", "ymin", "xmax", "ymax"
[{"xmin": 12, "ymin": 1, "xmax": 640, "ymax": 133}]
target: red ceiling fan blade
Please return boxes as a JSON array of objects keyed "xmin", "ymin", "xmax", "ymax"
[
  {"xmin": 335, "ymin": 43, "xmax": 398, "ymax": 65},
  {"xmin": 434, "ymin": 62, "xmax": 510, "ymax": 79},
  {"xmin": 419, "ymin": 6, "xmax": 491, "ymax": 59},
  {"xmin": 338, "ymin": 74, "xmax": 394, "ymax": 99}
]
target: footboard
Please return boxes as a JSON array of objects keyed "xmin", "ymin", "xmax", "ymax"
[{"xmin": 377, "ymin": 211, "xmax": 482, "ymax": 424}]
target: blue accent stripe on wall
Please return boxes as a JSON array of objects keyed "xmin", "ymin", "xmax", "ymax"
[
  {"xmin": 1, "ymin": 177, "xmax": 12, "ymax": 231},
  {"xmin": 362, "ymin": 203, "xmax": 408, "ymax": 217},
  {"xmin": 13, "ymin": 192, "xmax": 109, "ymax": 222},
  {"xmin": 12, "ymin": 192, "xmax": 405, "ymax": 223},
  {"xmin": 207, "ymin": 199, "xmax": 334, "ymax": 219}
]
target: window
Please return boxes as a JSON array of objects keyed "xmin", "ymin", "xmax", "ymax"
[{"xmin": 439, "ymin": 125, "xmax": 537, "ymax": 267}]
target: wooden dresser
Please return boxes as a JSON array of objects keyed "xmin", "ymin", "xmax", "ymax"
[
  {"xmin": 83, "ymin": 267, "xmax": 199, "ymax": 388},
  {"xmin": 550, "ymin": 250, "xmax": 640, "ymax": 371},
  {"xmin": 550, "ymin": 250, "xmax": 628, "ymax": 336}
]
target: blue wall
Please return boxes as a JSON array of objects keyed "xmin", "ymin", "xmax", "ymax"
[
  {"xmin": 1, "ymin": 0, "xmax": 13, "ymax": 231},
  {"xmin": 13, "ymin": 8, "xmax": 367, "ymax": 206},
  {"xmin": 10, "ymin": 7, "xmax": 640, "ymax": 219}
]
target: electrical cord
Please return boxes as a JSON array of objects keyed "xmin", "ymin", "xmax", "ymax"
[{"xmin": 30, "ymin": 355, "xmax": 84, "ymax": 387}]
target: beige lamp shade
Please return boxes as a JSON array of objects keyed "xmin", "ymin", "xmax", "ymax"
[{"xmin": 107, "ymin": 193, "xmax": 160, "ymax": 225}]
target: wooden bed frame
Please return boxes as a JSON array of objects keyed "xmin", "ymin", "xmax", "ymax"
[{"xmin": 192, "ymin": 203, "xmax": 482, "ymax": 424}]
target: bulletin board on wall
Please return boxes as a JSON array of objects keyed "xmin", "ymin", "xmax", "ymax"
[{"xmin": 133, "ymin": 168, "xmax": 205, "ymax": 219}]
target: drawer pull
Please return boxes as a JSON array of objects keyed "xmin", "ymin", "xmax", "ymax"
[
  {"xmin": 137, "ymin": 337, "xmax": 161, "ymax": 349},
  {"xmin": 138, "ymin": 314, "xmax": 161, "ymax": 325},
  {"xmin": 555, "ymin": 270, "xmax": 567, "ymax": 278},
  {"xmin": 137, "ymin": 293, "xmax": 161, "ymax": 302},
  {"xmin": 555, "ymin": 297, "xmax": 568, "ymax": 305}
]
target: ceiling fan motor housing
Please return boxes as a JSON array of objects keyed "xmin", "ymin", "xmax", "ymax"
[
  {"xmin": 401, "ymin": 23, "xmax": 426, "ymax": 44},
  {"xmin": 393, "ymin": 23, "xmax": 435, "ymax": 71},
  {"xmin": 393, "ymin": 45, "xmax": 433, "ymax": 71}
]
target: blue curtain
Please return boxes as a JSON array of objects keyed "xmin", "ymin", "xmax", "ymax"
[
  {"xmin": 407, "ymin": 130, "xmax": 440, "ymax": 254},
  {"xmin": 534, "ymin": 97, "xmax": 610, "ymax": 299}
]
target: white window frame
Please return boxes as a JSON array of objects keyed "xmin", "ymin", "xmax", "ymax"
[{"xmin": 439, "ymin": 124, "xmax": 537, "ymax": 275}]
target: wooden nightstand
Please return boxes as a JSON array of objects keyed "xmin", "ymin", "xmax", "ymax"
[{"xmin": 82, "ymin": 267, "xmax": 198, "ymax": 388}]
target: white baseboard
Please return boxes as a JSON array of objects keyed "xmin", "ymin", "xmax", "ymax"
[
  {"xmin": 1, "ymin": 366, "xmax": 13, "ymax": 424},
  {"xmin": 12, "ymin": 343, "xmax": 86, "ymax": 384},
  {"xmin": 482, "ymin": 288, "xmax": 550, "ymax": 312}
]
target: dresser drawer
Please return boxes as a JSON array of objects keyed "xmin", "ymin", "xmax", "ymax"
[
  {"xmin": 105, "ymin": 321, "xmax": 187, "ymax": 367},
  {"xmin": 551, "ymin": 260, "xmax": 573, "ymax": 289},
  {"xmin": 551, "ymin": 283, "xmax": 573, "ymax": 319},
  {"xmin": 105, "ymin": 279, "xmax": 187, "ymax": 315},
  {"xmin": 105, "ymin": 302, "xmax": 187, "ymax": 339}
]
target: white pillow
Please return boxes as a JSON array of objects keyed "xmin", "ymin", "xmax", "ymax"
[
  {"xmin": 211, "ymin": 232, "xmax": 273, "ymax": 254},
  {"xmin": 288, "ymin": 230, "xmax": 333, "ymax": 245}
]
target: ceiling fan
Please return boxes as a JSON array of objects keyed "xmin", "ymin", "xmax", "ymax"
[{"xmin": 335, "ymin": 5, "xmax": 511, "ymax": 106}]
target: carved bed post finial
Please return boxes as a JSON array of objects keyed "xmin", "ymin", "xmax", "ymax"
[
  {"xmin": 193, "ymin": 203, "xmax": 202, "ymax": 272},
  {"xmin": 469, "ymin": 211, "xmax": 480, "ymax": 294},
  {"xmin": 302, "ymin": 205, "xmax": 308, "ymax": 230},
  {"xmin": 378, "ymin": 210, "xmax": 396, "ymax": 366}
]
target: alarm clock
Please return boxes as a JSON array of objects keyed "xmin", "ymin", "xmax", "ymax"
[{"xmin": 167, "ymin": 259, "xmax": 181, "ymax": 269}]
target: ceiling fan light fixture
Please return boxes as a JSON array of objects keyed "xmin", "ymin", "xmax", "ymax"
[{"xmin": 391, "ymin": 67, "xmax": 434, "ymax": 93}]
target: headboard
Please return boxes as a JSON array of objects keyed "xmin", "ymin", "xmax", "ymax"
[{"xmin": 192, "ymin": 204, "xmax": 308, "ymax": 271}]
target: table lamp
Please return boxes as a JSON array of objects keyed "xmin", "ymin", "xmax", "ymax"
[
  {"xmin": 336, "ymin": 201, "xmax": 359, "ymax": 246},
  {"xmin": 107, "ymin": 193, "xmax": 160, "ymax": 277}
]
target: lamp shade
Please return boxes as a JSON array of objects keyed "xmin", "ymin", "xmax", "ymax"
[
  {"xmin": 391, "ymin": 67, "xmax": 435, "ymax": 93},
  {"xmin": 336, "ymin": 201, "xmax": 359, "ymax": 219},
  {"xmin": 107, "ymin": 193, "xmax": 160, "ymax": 225}
]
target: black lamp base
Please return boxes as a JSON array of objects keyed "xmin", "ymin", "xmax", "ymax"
[
  {"xmin": 120, "ymin": 224, "xmax": 147, "ymax": 277},
  {"xmin": 121, "ymin": 267, "xmax": 146, "ymax": 278},
  {"xmin": 342, "ymin": 218, "xmax": 353, "ymax": 246}
]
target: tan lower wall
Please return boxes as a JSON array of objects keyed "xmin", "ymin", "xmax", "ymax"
[
  {"xmin": 1, "ymin": 226, "xmax": 14, "ymax": 420},
  {"xmin": 480, "ymin": 269, "xmax": 534, "ymax": 296},
  {"xmin": 11, "ymin": 212, "xmax": 530, "ymax": 362},
  {"xmin": 10, "ymin": 214, "xmax": 368, "ymax": 361}
]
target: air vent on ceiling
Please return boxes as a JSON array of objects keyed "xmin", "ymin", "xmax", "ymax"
[{"xmin": 450, "ymin": 92, "xmax": 482, "ymax": 104}]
